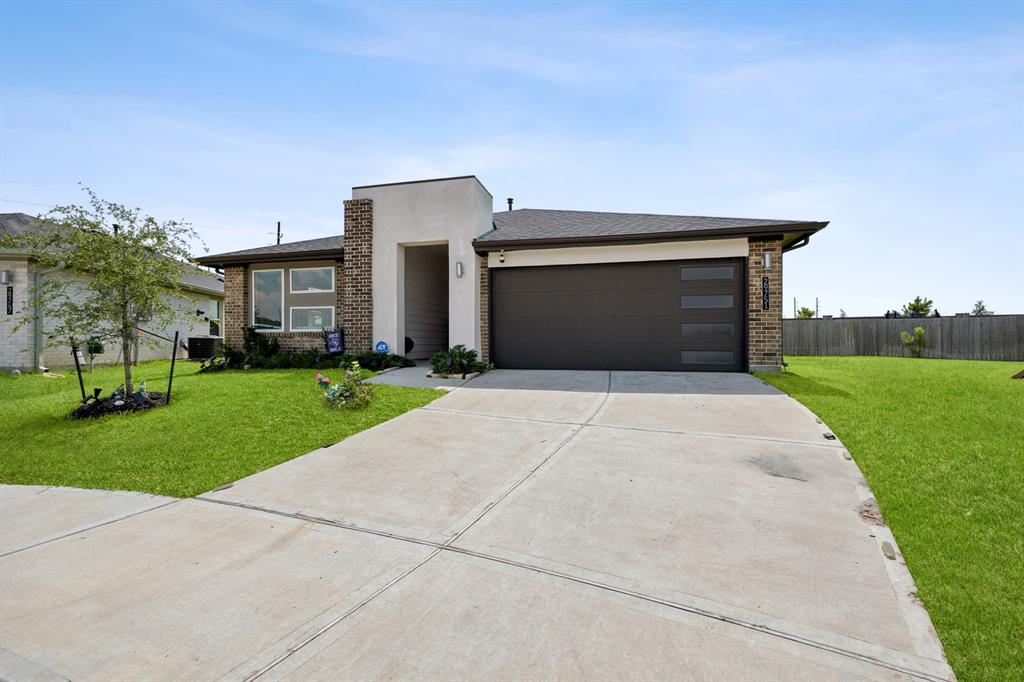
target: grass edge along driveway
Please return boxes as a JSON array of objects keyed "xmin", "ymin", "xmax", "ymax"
[
  {"xmin": 2, "ymin": 360, "xmax": 443, "ymax": 498},
  {"xmin": 759, "ymin": 356, "xmax": 1023, "ymax": 682}
]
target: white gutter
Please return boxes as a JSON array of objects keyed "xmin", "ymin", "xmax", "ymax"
[{"xmin": 34, "ymin": 261, "xmax": 65, "ymax": 371}]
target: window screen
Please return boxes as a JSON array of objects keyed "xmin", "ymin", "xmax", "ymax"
[
  {"xmin": 290, "ymin": 267, "xmax": 334, "ymax": 293},
  {"xmin": 291, "ymin": 307, "xmax": 334, "ymax": 331}
]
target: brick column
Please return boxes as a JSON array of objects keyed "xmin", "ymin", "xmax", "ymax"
[
  {"xmin": 747, "ymin": 238, "xmax": 783, "ymax": 372},
  {"xmin": 222, "ymin": 265, "xmax": 248, "ymax": 350},
  {"xmin": 479, "ymin": 255, "xmax": 490, "ymax": 362},
  {"xmin": 342, "ymin": 198, "xmax": 373, "ymax": 352}
]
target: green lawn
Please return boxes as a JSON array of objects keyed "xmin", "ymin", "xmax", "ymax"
[
  {"xmin": 1, "ymin": 360, "xmax": 442, "ymax": 498},
  {"xmin": 759, "ymin": 357, "xmax": 1023, "ymax": 682}
]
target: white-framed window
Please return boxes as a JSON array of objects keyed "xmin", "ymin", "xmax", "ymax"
[
  {"xmin": 290, "ymin": 266, "xmax": 335, "ymax": 294},
  {"xmin": 290, "ymin": 306, "xmax": 334, "ymax": 331},
  {"xmin": 251, "ymin": 269, "xmax": 284, "ymax": 331}
]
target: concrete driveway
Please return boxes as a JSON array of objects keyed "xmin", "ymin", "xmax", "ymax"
[{"xmin": 0, "ymin": 370, "xmax": 953, "ymax": 681}]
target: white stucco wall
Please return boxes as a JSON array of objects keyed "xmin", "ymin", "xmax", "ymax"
[
  {"xmin": 0, "ymin": 258, "xmax": 32, "ymax": 370},
  {"xmin": 487, "ymin": 238, "xmax": 749, "ymax": 269},
  {"xmin": 352, "ymin": 177, "xmax": 492, "ymax": 355}
]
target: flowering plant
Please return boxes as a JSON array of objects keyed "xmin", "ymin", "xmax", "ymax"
[{"xmin": 317, "ymin": 362, "xmax": 373, "ymax": 409}]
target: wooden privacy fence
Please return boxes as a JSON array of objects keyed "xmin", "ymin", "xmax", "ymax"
[{"xmin": 783, "ymin": 315, "xmax": 1024, "ymax": 361}]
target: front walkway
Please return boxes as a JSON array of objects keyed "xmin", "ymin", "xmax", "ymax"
[{"xmin": 0, "ymin": 371, "xmax": 954, "ymax": 681}]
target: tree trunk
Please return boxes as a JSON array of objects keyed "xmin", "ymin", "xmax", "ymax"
[{"xmin": 121, "ymin": 330, "xmax": 134, "ymax": 395}]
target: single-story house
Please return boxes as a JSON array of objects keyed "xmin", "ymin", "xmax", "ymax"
[
  {"xmin": 0, "ymin": 213, "xmax": 224, "ymax": 371},
  {"xmin": 197, "ymin": 175, "xmax": 828, "ymax": 372}
]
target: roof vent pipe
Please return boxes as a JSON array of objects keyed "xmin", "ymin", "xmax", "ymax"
[{"xmin": 507, "ymin": 198, "xmax": 513, "ymax": 211}]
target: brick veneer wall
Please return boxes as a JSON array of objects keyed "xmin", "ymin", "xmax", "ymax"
[
  {"xmin": 222, "ymin": 266, "xmax": 248, "ymax": 350},
  {"xmin": 222, "ymin": 262, "xmax": 345, "ymax": 354},
  {"xmin": 747, "ymin": 238, "xmax": 784, "ymax": 371},
  {"xmin": 479, "ymin": 255, "xmax": 489, "ymax": 362},
  {"xmin": 342, "ymin": 198, "xmax": 373, "ymax": 352}
]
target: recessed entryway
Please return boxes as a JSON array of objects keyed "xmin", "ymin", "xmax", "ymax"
[{"xmin": 403, "ymin": 243, "xmax": 449, "ymax": 359}]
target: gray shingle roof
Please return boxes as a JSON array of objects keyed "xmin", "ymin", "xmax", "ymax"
[
  {"xmin": 477, "ymin": 208, "xmax": 826, "ymax": 247},
  {"xmin": 197, "ymin": 235, "xmax": 344, "ymax": 266},
  {"xmin": 0, "ymin": 212, "xmax": 45, "ymax": 238},
  {"xmin": 0, "ymin": 212, "xmax": 223, "ymax": 295}
]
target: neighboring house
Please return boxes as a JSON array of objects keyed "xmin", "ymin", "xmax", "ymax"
[
  {"xmin": 0, "ymin": 213, "xmax": 224, "ymax": 371},
  {"xmin": 198, "ymin": 175, "xmax": 828, "ymax": 373}
]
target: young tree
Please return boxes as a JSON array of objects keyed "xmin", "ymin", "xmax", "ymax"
[
  {"xmin": 901, "ymin": 296, "xmax": 933, "ymax": 318},
  {"xmin": 971, "ymin": 300, "xmax": 993, "ymax": 316},
  {"xmin": 796, "ymin": 306, "xmax": 816, "ymax": 319},
  {"xmin": 0, "ymin": 187, "xmax": 202, "ymax": 395}
]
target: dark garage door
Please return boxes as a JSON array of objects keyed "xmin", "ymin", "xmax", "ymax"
[{"xmin": 491, "ymin": 258, "xmax": 744, "ymax": 372}]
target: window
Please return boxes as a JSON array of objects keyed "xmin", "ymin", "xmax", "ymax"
[
  {"xmin": 680, "ymin": 265, "xmax": 734, "ymax": 281},
  {"xmin": 680, "ymin": 294, "xmax": 733, "ymax": 309},
  {"xmin": 681, "ymin": 322, "xmax": 734, "ymax": 337},
  {"xmin": 290, "ymin": 267, "xmax": 334, "ymax": 293},
  {"xmin": 252, "ymin": 269, "xmax": 284, "ymax": 331},
  {"xmin": 681, "ymin": 350, "xmax": 734, "ymax": 364},
  {"xmin": 291, "ymin": 306, "xmax": 334, "ymax": 331},
  {"xmin": 208, "ymin": 300, "xmax": 220, "ymax": 336}
]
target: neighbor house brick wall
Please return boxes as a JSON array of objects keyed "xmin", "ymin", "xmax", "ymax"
[
  {"xmin": 222, "ymin": 265, "xmax": 248, "ymax": 350},
  {"xmin": 479, "ymin": 255, "xmax": 489, "ymax": 362},
  {"xmin": 747, "ymin": 238, "xmax": 783, "ymax": 371},
  {"xmin": 342, "ymin": 198, "xmax": 373, "ymax": 353},
  {"xmin": 0, "ymin": 258, "xmax": 32, "ymax": 370}
]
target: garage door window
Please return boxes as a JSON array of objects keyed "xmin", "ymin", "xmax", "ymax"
[
  {"xmin": 680, "ymin": 265, "xmax": 734, "ymax": 280},
  {"xmin": 681, "ymin": 322, "xmax": 734, "ymax": 337},
  {"xmin": 681, "ymin": 350, "xmax": 735, "ymax": 364},
  {"xmin": 681, "ymin": 294, "xmax": 733, "ymax": 309}
]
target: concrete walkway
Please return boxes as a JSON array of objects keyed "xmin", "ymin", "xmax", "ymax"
[{"xmin": 0, "ymin": 371, "xmax": 954, "ymax": 681}]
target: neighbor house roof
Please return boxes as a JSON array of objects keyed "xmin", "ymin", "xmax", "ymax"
[
  {"xmin": 475, "ymin": 208, "xmax": 828, "ymax": 250},
  {"xmin": 0, "ymin": 212, "xmax": 224, "ymax": 297},
  {"xmin": 196, "ymin": 235, "xmax": 345, "ymax": 267}
]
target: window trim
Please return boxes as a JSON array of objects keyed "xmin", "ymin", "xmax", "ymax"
[
  {"xmin": 251, "ymin": 268, "xmax": 285, "ymax": 332},
  {"xmin": 289, "ymin": 266, "xmax": 335, "ymax": 294},
  {"xmin": 290, "ymin": 305, "xmax": 335, "ymax": 332}
]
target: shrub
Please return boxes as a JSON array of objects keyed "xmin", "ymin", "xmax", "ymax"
[
  {"xmin": 430, "ymin": 345, "xmax": 489, "ymax": 376},
  {"xmin": 340, "ymin": 351, "xmax": 414, "ymax": 372},
  {"xmin": 317, "ymin": 362, "xmax": 374, "ymax": 409},
  {"xmin": 900, "ymin": 326, "xmax": 926, "ymax": 358}
]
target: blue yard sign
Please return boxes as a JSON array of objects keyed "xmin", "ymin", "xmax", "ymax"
[
  {"xmin": 375, "ymin": 340, "xmax": 389, "ymax": 354},
  {"xmin": 325, "ymin": 330, "xmax": 344, "ymax": 354}
]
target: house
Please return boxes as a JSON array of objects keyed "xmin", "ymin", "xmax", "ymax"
[
  {"xmin": 0, "ymin": 213, "xmax": 224, "ymax": 371},
  {"xmin": 197, "ymin": 176, "xmax": 828, "ymax": 372}
]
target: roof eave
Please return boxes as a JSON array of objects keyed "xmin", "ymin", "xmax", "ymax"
[
  {"xmin": 473, "ymin": 221, "xmax": 828, "ymax": 252},
  {"xmin": 196, "ymin": 248, "xmax": 344, "ymax": 268}
]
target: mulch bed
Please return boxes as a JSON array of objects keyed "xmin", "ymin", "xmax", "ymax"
[{"xmin": 70, "ymin": 392, "xmax": 168, "ymax": 419}]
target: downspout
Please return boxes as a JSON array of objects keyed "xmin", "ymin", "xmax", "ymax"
[
  {"xmin": 34, "ymin": 261, "xmax": 66, "ymax": 371},
  {"xmin": 782, "ymin": 234, "xmax": 811, "ymax": 253}
]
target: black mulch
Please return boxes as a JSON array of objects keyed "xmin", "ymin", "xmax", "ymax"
[{"xmin": 70, "ymin": 392, "xmax": 168, "ymax": 419}]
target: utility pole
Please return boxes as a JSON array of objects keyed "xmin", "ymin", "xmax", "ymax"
[
  {"xmin": 276, "ymin": 221, "xmax": 282, "ymax": 245},
  {"xmin": 815, "ymin": 297, "xmax": 819, "ymax": 319},
  {"xmin": 793, "ymin": 297, "xmax": 797, "ymax": 318}
]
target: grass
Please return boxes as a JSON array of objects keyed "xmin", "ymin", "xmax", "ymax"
[
  {"xmin": 758, "ymin": 357, "xmax": 1023, "ymax": 682},
  {"xmin": 1, "ymin": 360, "xmax": 443, "ymax": 498}
]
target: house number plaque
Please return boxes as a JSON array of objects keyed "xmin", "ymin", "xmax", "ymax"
[
  {"xmin": 761, "ymin": 277, "xmax": 770, "ymax": 311},
  {"xmin": 5, "ymin": 286, "xmax": 12, "ymax": 315}
]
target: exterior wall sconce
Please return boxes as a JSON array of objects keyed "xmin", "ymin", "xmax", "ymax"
[
  {"xmin": 455, "ymin": 261, "xmax": 464, "ymax": 278},
  {"xmin": 498, "ymin": 251, "xmax": 506, "ymax": 264},
  {"xmin": 763, "ymin": 253, "xmax": 772, "ymax": 269},
  {"xmin": 0, "ymin": 270, "xmax": 11, "ymax": 285}
]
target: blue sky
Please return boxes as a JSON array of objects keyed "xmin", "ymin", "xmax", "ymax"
[{"xmin": 2, "ymin": 1, "xmax": 1021, "ymax": 316}]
